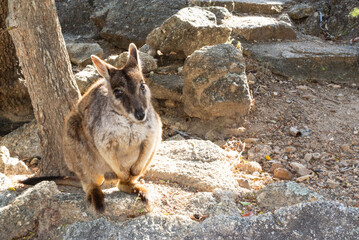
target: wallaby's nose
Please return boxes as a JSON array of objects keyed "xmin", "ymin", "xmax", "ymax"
[{"xmin": 134, "ymin": 109, "xmax": 145, "ymax": 121}]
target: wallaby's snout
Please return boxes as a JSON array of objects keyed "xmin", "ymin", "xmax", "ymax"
[{"xmin": 134, "ymin": 108, "xmax": 146, "ymax": 121}]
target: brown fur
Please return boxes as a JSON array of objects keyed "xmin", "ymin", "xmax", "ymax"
[{"xmin": 22, "ymin": 44, "xmax": 162, "ymax": 213}]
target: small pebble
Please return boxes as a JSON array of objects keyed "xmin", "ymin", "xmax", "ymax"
[
  {"xmin": 285, "ymin": 146, "xmax": 297, "ymax": 153},
  {"xmin": 244, "ymin": 138, "xmax": 259, "ymax": 144},
  {"xmin": 164, "ymin": 100, "xmax": 175, "ymax": 108},
  {"xmin": 340, "ymin": 144, "xmax": 352, "ymax": 153},
  {"xmin": 289, "ymin": 127, "xmax": 301, "ymax": 137},
  {"xmin": 270, "ymin": 162, "xmax": 283, "ymax": 173},
  {"xmin": 296, "ymin": 174, "xmax": 313, "ymax": 182},
  {"xmin": 290, "ymin": 162, "xmax": 312, "ymax": 176},
  {"xmin": 327, "ymin": 179, "xmax": 339, "ymax": 189},
  {"xmin": 312, "ymin": 152, "xmax": 321, "ymax": 160},
  {"xmin": 304, "ymin": 153, "xmax": 312, "ymax": 162},
  {"xmin": 237, "ymin": 178, "xmax": 251, "ymax": 189},
  {"xmin": 297, "ymin": 85, "xmax": 308, "ymax": 90},
  {"xmin": 274, "ymin": 168, "xmax": 293, "ymax": 180}
]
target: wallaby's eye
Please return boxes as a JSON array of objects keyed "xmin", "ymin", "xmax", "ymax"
[
  {"xmin": 140, "ymin": 84, "xmax": 146, "ymax": 92},
  {"xmin": 113, "ymin": 89, "xmax": 123, "ymax": 99}
]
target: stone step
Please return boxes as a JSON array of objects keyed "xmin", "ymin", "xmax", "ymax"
[
  {"xmin": 223, "ymin": 16, "xmax": 296, "ymax": 41},
  {"xmin": 189, "ymin": 0, "xmax": 293, "ymax": 15},
  {"xmin": 245, "ymin": 41, "xmax": 359, "ymax": 83}
]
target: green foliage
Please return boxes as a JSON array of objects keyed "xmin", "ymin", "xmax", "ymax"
[{"xmin": 349, "ymin": 7, "xmax": 359, "ymax": 18}]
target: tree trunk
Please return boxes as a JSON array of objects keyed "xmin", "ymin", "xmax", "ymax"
[
  {"xmin": 7, "ymin": 0, "xmax": 81, "ymax": 176},
  {"xmin": 0, "ymin": 0, "xmax": 33, "ymax": 136}
]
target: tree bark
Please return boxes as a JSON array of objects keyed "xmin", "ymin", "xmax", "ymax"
[
  {"xmin": 0, "ymin": 0, "xmax": 33, "ymax": 135},
  {"xmin": 7, "ymin": 0, "xmax": 81, "ymax": 176}
]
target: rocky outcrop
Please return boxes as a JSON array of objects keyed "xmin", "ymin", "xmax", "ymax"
[
  {"xmin": 93, "ymin": 0, "xmax": 187, "ymax": 48},
  {"xmin": 183, "ymin": 44, "xmax": 252, "ymax": 120},
  {"xmin": 146, "ymin": 7, "xmax": 231, "ymax": 57}
]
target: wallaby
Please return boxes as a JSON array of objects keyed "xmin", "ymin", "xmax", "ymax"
[{"xmin": 21, "ymin": 43, "xmax": 162, "ymax": 213}]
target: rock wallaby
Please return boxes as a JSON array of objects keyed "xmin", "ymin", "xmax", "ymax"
[{"xmin": 21, "ymin": 43, "xmax": 162, "ymax": 213}]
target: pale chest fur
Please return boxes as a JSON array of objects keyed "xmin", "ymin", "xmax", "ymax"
[{"xmin": 91, "ymin": 105, "xmax": 158, "ymax": 172}]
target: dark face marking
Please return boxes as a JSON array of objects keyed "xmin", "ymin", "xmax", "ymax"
[{"xmin": 108, "ymin": 67, "xmax": 148, "ymax": 119}]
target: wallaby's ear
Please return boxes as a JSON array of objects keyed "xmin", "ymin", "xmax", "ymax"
[
  {"xmin": 91, "ymin": 55, "xmax": 111, "ymax": 80},
  {"xmin": 126, "ymin": 43, "xmax": 141, "ymax": 71}
]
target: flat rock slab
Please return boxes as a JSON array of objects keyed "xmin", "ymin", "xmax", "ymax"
[
  {"xmin": 184, "ymin": 201, "xmax": 359, "ymax": 239},
  {"xmin": 224, "ymin": 16, "xmax": 296, "ymax": 41},
  {"xmin": 190, "ymin": 0, "xmax": 293, "ymax": 14},
  {"xmin": 246, "ymin": 41, "xmax": 359, "ymax": 83},
  {"xmin": 147, "ymin": 140, "xmax": 238, "ymax": 191}
]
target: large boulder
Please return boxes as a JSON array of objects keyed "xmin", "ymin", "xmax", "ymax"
[
  {"xmin": 146, "ymin": 7, "xmax": 231, "ymax": 57},
  {"xmin": 93, "ymin": 0, "xmax": 187, "ymax": 48},
  {"xmin": 183, "ymin": 44, "xmax": 252, "ymax": 120}
]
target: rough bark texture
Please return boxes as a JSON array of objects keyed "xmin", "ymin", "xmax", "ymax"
[
  {"xmin": 7, "ymin": 0, "xmax": 81, "ymax": 175},
  {"xmin": 0, "ymin": 0, "xmax": 33, "ymax": 136}
]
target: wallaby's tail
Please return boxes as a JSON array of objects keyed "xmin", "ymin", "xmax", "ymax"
[{"xmin": 20, "ymin": 176, "xmax": 82, "ymax": 188}]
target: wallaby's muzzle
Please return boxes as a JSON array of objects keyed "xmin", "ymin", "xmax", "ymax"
[{"xmin": 134, "ymin": 108, "xmax": 146, "ymax": 121}]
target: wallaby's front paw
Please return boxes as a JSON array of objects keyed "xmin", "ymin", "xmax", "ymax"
[{"xmin": 134, "ymin": 185, "xmax": 150, "ymax": 204}]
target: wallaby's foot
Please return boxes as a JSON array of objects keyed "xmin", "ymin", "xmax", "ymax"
[
  {"xmin": 86, "ymin": 185, "xmax": 105, "ymax": 213},
  {"xmin": 119, "ymin": 182, "xmax": 150, "ymax": 204}
]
